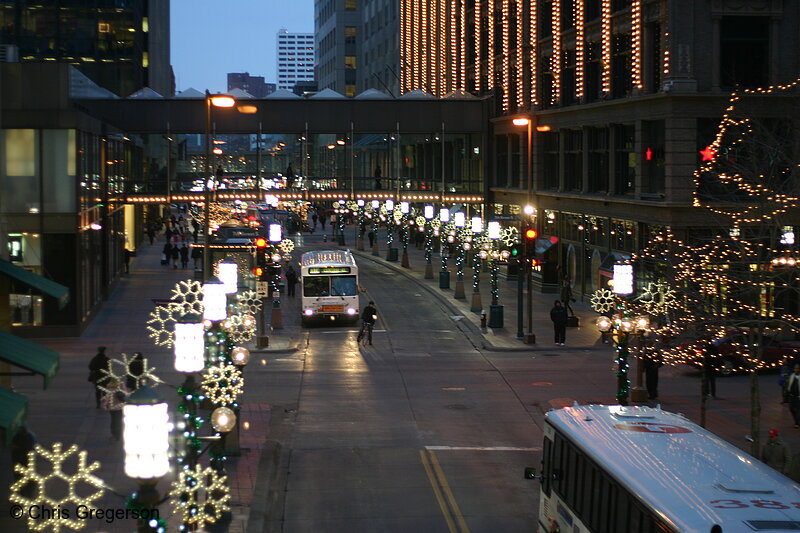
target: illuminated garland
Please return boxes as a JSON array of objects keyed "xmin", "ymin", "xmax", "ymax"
[
  {"xmin": 201, "ymin": 362, "xmax": 244, "ymax": 407},
  {"xmin": 223, "ymin": 313, "xmax": 257, "ymax": 344},
  {"xmin": 235, "ymin": 289, "xmax": 263, "ymax": 316},
  {"xmin": 170, "ymin": 464, "xmax": 231, "ymax": 528},
  {"xmin": 10, "ymin": 443, "xmax": 104, "ymax": 533}
]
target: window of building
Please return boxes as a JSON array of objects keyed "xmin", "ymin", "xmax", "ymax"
[
  {"xmin": 720, "ymin": 16, "xmax": 769, "ymax": 90},
  {"xmin": 541, "ymin": 131, "xmax": 560, "ymax": 190},
  {"xmin": 611, "ymin": 33, "xmax": 631, "ymax": 99},
  {"xmin": 345, "ymin": 55, "xmax": 356, "ymax": 69},
  {"xmin": 345, "ymin": 84, "xmax": 356, "ymax": 97},
  {"xmin": 641, "ymin": 120, "xmax": 665, "ymax": 196},
  {"xmin": 564, "ymin": 129, "xmax": 582, "ymax": 191},
  {"xmin": 613, "ymin": 124, "xmax": 635, "ymax": 196},
  {"xmin": 345, "ymin": 26, "xmax": 356, "ymax": 45},
  {"xmin": 345, "ymin": 0, "xmax": 357, "ymax": 10},
  {"xmin": 588, "ymin": 127, "xmax": 609, "ymax": 193}
]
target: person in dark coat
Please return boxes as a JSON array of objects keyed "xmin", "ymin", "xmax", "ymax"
[
  {"xmin": 191, "ymin": 246, "xmax": 203, "ymax": 270},
  {"xmin": 285, "ymin": 265, "xmax": 298, "ymax": 297},
  {"xmin": 787, "ymin": 364, "xmax": 800, "ymax": 428},
  {"xmin": 123, "ymin": 248, "xmax": 133, "ymax": 274},
  {"xmin": 127, "ymin": 352, "xmax": 144, "ymax": 391},
  {"xmin": 550, "ymin": 300, "xmax": 568, "ymax": 346},
  {"xmin": 703, "ymin": 342, "xmax": 719, "ymax": 398},
  {"xmin": 146, "ymin": 226, "xmax": 155, "ymax": 245},
  {"xmin": 88, "ymin": 346, "xmax": 110, "ymax": 408},
  {"xmin": 644, "ymin": 351, "xmax": 663, "ymax": 400},
  {"xmin": 162, "ymin": 242, "xmax": 172, "ymax": 266},
  {"xmin": 368, "ymin": 230, "xmax": 375, "ymax": 248},
  {"xmin": 170, "ymin": 245, "xmax": 180, "ymax": 269},
  {"xmin": 179, "ymin": 244, "xmax": 189, "ymax": 269},
  {"xmin": 102, "ymin": 379, "xmax": 128, "ymax": 441}
]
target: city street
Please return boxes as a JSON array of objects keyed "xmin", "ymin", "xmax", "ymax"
[{"xmin": 1, "ymin": 227, "xmax": 797, "ymax": 533}]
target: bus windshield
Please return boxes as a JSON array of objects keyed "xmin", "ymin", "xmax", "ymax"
[
  {"xmin": 303, "ymin": 277, "xmax": 329, "ymax": 297},
  {"xmin": 331, "ymin": 276, "xmax": 357, "ymax": 296}
]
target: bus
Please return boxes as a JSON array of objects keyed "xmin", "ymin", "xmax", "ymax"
[
  {"xmin": 528, "ymin": 404, "xmax": 800, "ymax": 533},
  {"xmin": 300, "ymin": 250, "xmax": 360, "ymax": 325}
]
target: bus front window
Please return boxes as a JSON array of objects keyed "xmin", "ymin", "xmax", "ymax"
[
  {"xmin": 331, "ymin": 276, "xmax": 357, "ymax": 296},
  {"xmin": 303, "ymin": 276, "xmax": 329, "ymax": 297}
]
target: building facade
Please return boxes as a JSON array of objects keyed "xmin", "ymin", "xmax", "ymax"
[
  {"xmin": 0, "ymin": 0, "xmax": 173, "ymax": 97},
  {"xmin": 227, "ymin": 72, "xmax": 276, "ymax": 98},
  {"xmin": 276, "ymin": 29, "xmax": 315, "ymax": 91},
  {"xmin": 360, "ymin": 0, "xmax": 400, "ymax": 96},
  {"xmin": 315, "ymin": 0, "xmax": 361, "ymax": 96},
  {"xmin": 402, "ymin": 0, "xmax": 800, "ymax": 295}
]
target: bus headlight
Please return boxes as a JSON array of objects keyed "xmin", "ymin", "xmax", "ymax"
[
  {"xmin": 303, "ymin": 309, "xmax": 314, "ymax": 316},
  {"xmin": 346, "ymin": 307, "xmax": 357, "ymax": 315}
]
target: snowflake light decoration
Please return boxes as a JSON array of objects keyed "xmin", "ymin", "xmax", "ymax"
[
  {"xmin": 415, "ymin": 215, "xmax": 426, "ymax": 227},
  {"xmin": 392, "ymin": 206, "xmax": 403, "ymax": 220},
  {"xmin": 170, "ymin": 279, "xmax": 204, "ymax": 315},
  {"xmin": 201, "ymin": 362, "xmax": 244, "ymax": 406},
  {"xmin": 430, "ymin": 218, "xmax": 442, "ymax": 229},
  {"xmin": 346, "ymin": 200, "xmax": 358, "ymax": 211},
  {"xmin": 10, "ymin": 443, "xmax": 104, "ymax": 533},
  {"xmin": 635, "ymin": 281, "xmax": 679, "ymax": 316},
  {"xmin": 236, "ymin": 290, "xmax": 263, "ymax": 316},
  {"xmin": 279, "ymin": 238, "xmax": 295, "ymax": 255},
  {"xmin": 590, "ymin": 288, "xmax": 617, "ymax": 314},
  {"xmin": 223, "ymin": 313, "xmax": 257, "ymax": 344},
  {"xmin": 169, "ymin": 464, "xmax": 231, "ymax": 527},
  {"xmin": 500, "ymin": 226, "xmax": 519, "ymax": 247},
  {"xmin": 146, "ymin": 302, "xmax": 185, "ymax": 348},
  {"xmin": 98, "ymin": 353, "xmax": 161, "ymax": 396}
]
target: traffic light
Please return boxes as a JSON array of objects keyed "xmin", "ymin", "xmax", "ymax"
[
  {"xmin": 524, "ymin": 228, "xmax": 537, "ymax": 257},
  {"xmin": 253, "ymin": 266, "xmax": 265, "ymax": 278},
  {"xmin": 255, "ymin": 237, "xmax": 267, "ymax": 267}
]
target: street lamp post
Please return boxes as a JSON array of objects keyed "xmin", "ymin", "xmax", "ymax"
[
  {"xmin": 401, "ymin": 201, "xmax": 410, "ymax": 268},
  {"xmin": 439, "ymin": 208, "xmax": 450, "ymax": 289},
  {"xmin": 487, "ymin": 220, "xmax": 504, "ymax": 328},
  {"xmin": 385, "ymin": 199, "xmax": 397, "ymax": 261},
  {"xmin": 470, "ymin": 216, "xmax": 483, "ymax": 312},
  {"xmin": 203, "ymin": 92, "xmax": 236, "ymax": 282},
  {"xmin": 124, "ymin": 385, "xmax": 169, "ymax": 533},
  {"xmin": 371, "ymin": 199, "xmax": 380, "ymax": 256},
  {"xmin": 424, "ymin": 205, "xmax": 435, "ymax": 279},
  {"xmin": 269, "ymin": 223, "xmax": 283, "ymax": 330},
  {"xmin": 453, "ymin": 212, "xmax": 466, "ymax": 299},
  {"xmin": 174, "ymin": 312, "xmax": 204, "ymax": 469}
]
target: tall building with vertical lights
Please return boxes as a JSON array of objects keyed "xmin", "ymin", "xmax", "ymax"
[
  {"xmin": 0, "ymin": 0, "xmax": 173, "ymax": 97},
  {"xmin": 400, "ymin": 0, "xmax": 800, "ymax": 297},
  {"xmin": 277, "ymin": 29, "xmax": 316, "ymax": 91}
]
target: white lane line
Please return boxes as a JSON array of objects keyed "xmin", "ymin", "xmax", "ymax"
[
  {"xmin": 424, "ymin": 446, "xmax": 541, "ymax": 452},
  {"xmin": 319, "ymin": 329, "xmax": 387, "ymax": 334}
]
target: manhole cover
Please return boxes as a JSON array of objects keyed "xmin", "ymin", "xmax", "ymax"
[{"xmin": 445, "ymin": 404, "xmax": 470, "ymax": 410}]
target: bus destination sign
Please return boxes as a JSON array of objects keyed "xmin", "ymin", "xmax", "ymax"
[{"xmin": 309, "ymin": 267, "xmax": 351, "ymax": 275}]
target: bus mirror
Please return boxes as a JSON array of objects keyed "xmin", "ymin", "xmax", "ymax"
[{"xmin": 524, "ymin": 467, "xmax": 537, "ymax": 480}]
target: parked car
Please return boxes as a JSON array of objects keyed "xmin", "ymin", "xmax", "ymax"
[{"xmin": 683, "ymin": 332, "xmax": 800, "ymax": 375}]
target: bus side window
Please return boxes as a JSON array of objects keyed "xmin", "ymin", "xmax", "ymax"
[
  {"xmin": 541, "ymin": 437, "xmax": 552, "ymax": 496},
  {"xmin": 615, "ymin": 485, "xmax": 629, "ymax": 533}
]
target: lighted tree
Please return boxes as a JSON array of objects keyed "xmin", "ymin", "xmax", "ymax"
[{"xmin": 630, "ymin": 80, "xmax": 800, "ymax": 454}]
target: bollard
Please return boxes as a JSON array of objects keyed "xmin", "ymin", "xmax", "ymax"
[
  {"xmin": 323, "ymin": 234, "xmax": 328, "ymax": 242},
  {"xmin": 480, "ymin": 311, "xmax": 487, "ymax": 329}
]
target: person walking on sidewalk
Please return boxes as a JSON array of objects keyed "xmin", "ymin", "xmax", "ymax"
[
  {"xmin": 146, "ymin": 226, "xmax": 155, "ymax": 245},
  {"xmin": 102, "ymin": 378, "xmax": 128, "ymax": 441},
  {"xmin": 170, "ymin": 245, "xmax": 180, "ymax": 269},
  {"xmin": 787, "ymin": 364, "xmax": 800, "ymax": 428},
  {"xmin": 123, "ymin": 248, "xmax": 133, "ymax": 274},
  {"xmin": 285, "ymin": 265, "xmax": 298, "ymax": 297},
  {"xmin": 88, "ymin": 346, "xmax": 110, "ymax": 408},
  {"xmin": 550, "ymin": 300, "xmax": 568, "ymax": 346},
  {"xmin": 161, "ymin": 242, "xmax": 171, "ymax": 267},
  {"xmin": 179, "ymin": 244, "xmax": 189, "ymax": 269},
  {"xmin": 762, "ymin": 428, "xmax": 790, "ymax": 473},
  {"xmin": 191, "ymin": 246, "xmax": 203, "ymax": 270}
]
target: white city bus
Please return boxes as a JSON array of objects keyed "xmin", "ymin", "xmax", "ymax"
[
  {"xmin": 529, "ymin": 404, "xmax": 800, "ymax": 533},
  {"xmin": 300, "ymin": 250, "xmax": 360, "ymax": 325}
]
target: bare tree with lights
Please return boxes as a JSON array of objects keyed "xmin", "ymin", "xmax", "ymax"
[{"xmin": 630, "ymin": 80, "xmax": 800, "ymax": 455}]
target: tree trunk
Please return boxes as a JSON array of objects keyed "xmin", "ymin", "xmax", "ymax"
[{"xmin": 751, "ymin": 369, "xmax": 761, "ymax": 456}]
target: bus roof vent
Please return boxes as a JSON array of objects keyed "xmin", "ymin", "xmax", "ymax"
[
  {"xmin": 716, "ymin": 483, "xmax": 775, "ymax": 495},
  {"xmin": 745, "ymin": 521, "xmax": 800, "ymax": 531}
]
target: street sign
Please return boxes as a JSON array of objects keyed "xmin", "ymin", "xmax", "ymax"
[
  {"xmin": 489, "ymin": 214, "xmax": 520, "ymax": 221},
  {"xmin": 256, "ymin": 281, "xmax": 268, "ymax": 298}
]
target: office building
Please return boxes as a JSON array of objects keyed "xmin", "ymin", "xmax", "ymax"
[
  {"xmin": 277, "ymin": 29, "xmax": 315, "ymax": 91},
  {"xmin": 315, "ymin": 0, "xmax": 361, "ymax": 96},
  {"xmin": 228, "ymin": 72, "xmax": 276, "ymax": 98},
  {"xmin": 360, "ymin": 0, "xmax": 400, "ymax": 96},
  {"xmin": 0, "ymin": 0, "xmax": 173, "ymax": 97}
]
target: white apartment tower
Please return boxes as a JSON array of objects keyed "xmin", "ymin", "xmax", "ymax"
[{"xmin": 276, "ymin": 29, "xmax": 315, "ymax": 91}]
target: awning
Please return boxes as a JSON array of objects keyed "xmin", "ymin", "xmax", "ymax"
[
  {"xmin": 599, "ymin": 252, "xmax": 631, "ymax": 273},
  {"xmin": 0, "ymin": 387, "xmax": 28, "ymax": 446},
  {"xmin": 535, "ymin": 238, "xmax": 555, "ymax": 255},
  {"xmin": 0, "ymin": 331, "xmax": 60, "ymax": 389},
  {"xmin": 0, "ymin": 259, "xmax": 70, "ymax": 309}
]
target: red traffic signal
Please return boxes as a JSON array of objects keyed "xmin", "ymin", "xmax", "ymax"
[
  {"xmin": 255, "ymin": 237, "xmax": 267, "ymax": 248},
  {"xmin": 525, "ymin": 229, "xmax": 538, "ymax": 240},
  {"xmin": 253, "ymin": 266, "xmax": 264, "ymax": 277}
]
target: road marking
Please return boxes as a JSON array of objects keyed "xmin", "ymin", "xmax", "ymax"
[
  {"xmin": 427, "ymin": 449, "xmax": 471, "ymax": 533},
  {"xmin": 320, "ymin": 331, "xmax": 351, "ymax": 334},
  {"xmin": 425, "ymin": 446, "xmax": 541, "ymax": 452},
  {"xmin": 450, "ymin": 315, "xmax": 465, "ymax": 321},
  {"xmin": 419, "ymin": 450, "xmax": 458, "ymax": 533},
  {"xmin": 441, "ymin": 387, "xmax": 465, "ymax": 391}
]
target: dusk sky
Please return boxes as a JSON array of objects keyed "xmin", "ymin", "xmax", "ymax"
[{"xmin": 171, "ymin": 0, "xmax": 314, "ymax": 94}]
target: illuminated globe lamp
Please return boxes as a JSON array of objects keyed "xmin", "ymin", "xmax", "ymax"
[
  {"xmin": 400, "ymin": 201, "xmax": 411, "ymax": 268},
  {"xmin": 230, "ymin": 346, "xmax": 251, "ymax": 367},
  {"xmin": 124, "ymin": 385, "xmax": 170, "ymax": 528},
  {"xmin": 211, "ymin": 406, "xmax": 236, "ymax": 433}
]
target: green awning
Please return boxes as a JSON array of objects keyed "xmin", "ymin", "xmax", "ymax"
[
  {"xmin": 0, "ymin": 259, "xmax": 70, "ymax": 309},
  {"xmin": 0, "ymin": 387, "xmax": 28, "ymax": 446},
  {"xmin": 0, "ymin": 331, "xmax": 60, "ymax": 388}
]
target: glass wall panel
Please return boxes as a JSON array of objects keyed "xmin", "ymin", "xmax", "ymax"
[
  {"xmin": 2, "ymin": 129, "xmax": 39, "ymax": 213},
  {"xmin": 42, "ymin": 130, "xmax": 77, "ymax": 213}
]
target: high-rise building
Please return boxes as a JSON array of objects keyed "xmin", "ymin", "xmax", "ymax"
[
  {"xmin": 227, "ymin": 72, "xmax": 276, "ymax": 97},
  {"xmin": 0, "ymin": 0, "xmax": 173, "ymax": 97},
  {"xmin": 314, "ymin": 0, "xmax": 361, "ymax": 96},
  {"xmin": 277, "ymin": 29, "xmax": 315, "ymax": 91},
  {"xmin": 360, "ymin": 0, "xmax": 400, "ymax": 96}
]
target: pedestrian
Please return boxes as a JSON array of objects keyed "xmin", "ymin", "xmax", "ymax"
[
  {"xmin": 787, "ymin": 364, "xmax": 800, "ymax": 428},
  {"xmin": 286, "ymin": 163, "xmax": 295, "ymax": 188},
  {"xmin": 312, "ymin": 211, "xmax": 318, "ymax": 230},
  {"xmin": 761, "ymin": 428, "xmax": 789, "ymax": 473},
  {"xmin": 374, "ymin": 165, "xmax": 382, "ymax": 190},
  {"xmin": 123, "ymin": 248, "xmax": 133, "ymax": 274},
  {"xmin": 191, "ymin": 246, "xmax": 203, "ymax": 270},
  {"xmin": 644, "ymin": 351, "xmax": 662, "ymax": 400},
  {"xmin": 702, "ymin": 343, "xmax": 718, "ymax": 399},
  {"xmin": 88, "ymin": 346, "xmax": 110, "ymax": 408},
  {"xmin": 161, "ymin": 242, "xmax": 171, "ymax": 266},
  {"xmin": 127, "ymin": 352, "xmax": 144, "ymax": 391},
  {"xmin": 170, "ymin": 245, "xmax": 179, "ymax": 269},
  {"xmin": 10, "ymin": 424, "xmax": 37, "ymax": 497},
  {"xmin": 146, "ymin": 226, "xmax": 155, "ymax": 245},
  {"xmin": 550, "ymin": 300, "xmax": 568, "ymax": 346},
  {"xmin": 285, "ymin": 265, "xmax": 298, "ymax": 297},
  {"xmin": 560, "ymin": 276, "xmax": 575, "ymax": 316},
  {"xmin": 102, "ymin": 378, "xmax": 128, "ymax": 441},
  {"xmin": 368, "ymin": 230, "xmax": 375, "ymax": 248},
  {"xmin": 320, "ymin": 213, "xmax": 326, "ymax": 230},
  {"xmin": 180, "ymin": 244, "xmax": 189, "ymax": 269}
]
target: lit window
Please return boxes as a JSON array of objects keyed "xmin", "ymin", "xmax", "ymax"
[
  {"xmin": 345, "ymin": 85, "xmax": 356, "ymax": 97},
  {"xmin": 98, "ymin": 22, "xmax": 110, "ymax": 33},
  {"xmin": 345, "ymin": 56, "xmax": 356, "ymax": 69}
]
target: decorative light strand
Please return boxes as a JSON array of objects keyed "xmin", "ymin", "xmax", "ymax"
[
  {"xmin": 575, "ymin": 0, "xmax": 586, "ymax": 99},
  {"xmin": 530, "ymin": 0, "xmax": 538, "ymax": 106},
  {"xmin": 460, "ymin": 0, "xmax": 466, "ymax": 90},
  {"xmin": 501, "ymin": 0, "xmax": 510, "ymax": 111},
  {"xmin": 474, "ymin": 0, "xmax": 481, "ymax": 92},
  {"xmin": 422, "ymin": 0, "xmax": 429, "ymax": 93},
  {"xmin": 551, "ymin": 0, "xmax": 562, "ymax": 106},
  {"xmin": 432, "ymin": 0, "xmax": 439, "ymax": 96},
  {"xmin": 400, "ymin": 0, "xmax": 407, "ymax": 92},
  {"xmin": 601, "ymin": 0, "xmax": 612, "ymax": 94},
  {"xmin": 413, "ymin": 0, "xmax": 421, "ymax": 90},
  {"xmin": 487, "ymin": 0, "xmax": 495, "ymax": 90},
  {"xmin": 516, "ymin": 0, "xmax": 524, "ymax": 109},
  {"xmin": 450, "ymin": 0, "xmax": 457, "ymax": 94},
  {"xmin": 631, "ymin": 0, "xmax": 643, "ymax": 90}
]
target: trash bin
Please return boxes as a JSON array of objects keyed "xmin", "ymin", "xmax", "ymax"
[
  {"xmin": 439, "ymin": 271, "xmax": 450, "ymax": 289},
  {"xmin": 387, "ymin": 248, "xmax": 398, "ymax": 262},
  {"xmin": 488, "ymin": 304, "xmax": 504, "ymax": 328}
]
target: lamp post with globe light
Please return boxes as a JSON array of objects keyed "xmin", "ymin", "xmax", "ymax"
[
  {"xmin": 424, "ymin": 205, "xmax": 435, "ymax": 279},
  {"xmin": 470, "ymin": 216, "xmax": 483, "ymax": 312},
  {"xmin": 401, "ymin": 201, "xmax": 411, "ymax": 268},
  {"xmin": 439, "ymin": 208, "xmax": 451, "ymax": 289},
  {"xmin": 371, "ymin": 199, "xmax": 380, "ymax": 256},
  {"xmin": 453, "ymin": 211, "xmax": 466, "ymax": 299}
]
